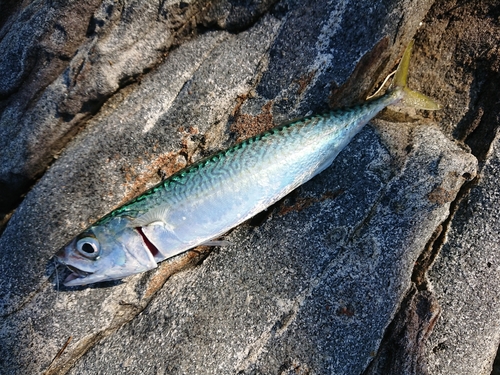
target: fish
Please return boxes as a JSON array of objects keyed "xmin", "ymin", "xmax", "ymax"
[{"xmin": 55, "ymin": 41, "xmax": 440, "ymax": 286}]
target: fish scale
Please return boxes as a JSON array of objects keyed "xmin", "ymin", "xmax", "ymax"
[{"xmin": 55, "ymin": 41, "xmax": 440, "ymax": 286}]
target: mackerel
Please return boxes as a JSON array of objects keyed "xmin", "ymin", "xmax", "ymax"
[{"xmin": 55, "ymin": 41, "xmax": 439, "ymax": 286}]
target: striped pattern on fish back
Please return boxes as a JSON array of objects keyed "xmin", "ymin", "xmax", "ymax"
[{"xmin": 95, "ymin": 103, "xmax": 376, "ymax": 225}]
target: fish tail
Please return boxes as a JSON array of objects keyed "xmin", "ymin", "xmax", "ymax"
[{"xmin": 390, "ymin": 40, "xmax": 441, "ymax": 110}]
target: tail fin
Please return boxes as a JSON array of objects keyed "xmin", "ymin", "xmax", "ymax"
[{"xmin": 390, "ymin": 40, "xmax": 441, "ymax": 110}]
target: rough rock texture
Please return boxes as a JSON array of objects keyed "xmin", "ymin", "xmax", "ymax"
[
  {"xmin": 424, "ymin": 129, "xmax": 500, "ymax": 375},
  {"xmin": 64, "ymin": 124, "xmax": 476, "ymax": 375},
  {"xmin": 0, "ymin": 0, "xmax": 498, "ymax": 374},
  {"xmin": 365, "ymin": 1, "xmax": 500, "ymax": 374}
]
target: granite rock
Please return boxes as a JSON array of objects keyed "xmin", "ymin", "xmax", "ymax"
[{"xmin": 0, "ymin": 0, "xmax": 498, "ymax": 374}]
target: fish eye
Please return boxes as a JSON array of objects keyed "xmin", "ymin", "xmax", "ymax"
[{"xmin": 76, "ymin": 237, "xmax": 101, "ymax": 259}]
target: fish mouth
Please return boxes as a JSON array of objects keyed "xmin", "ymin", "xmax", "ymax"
[{"xmin": 63, "ymin": 265, "xmax": 93, "ymax": 285}]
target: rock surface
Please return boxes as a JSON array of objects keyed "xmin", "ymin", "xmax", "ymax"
[
  {"xmin": 424, "ymin": 128, "xmax": 500, "ymax": 375},
  {"xmin": 0, "ymin": 0, "xmax": 498, "ymax": 374}
]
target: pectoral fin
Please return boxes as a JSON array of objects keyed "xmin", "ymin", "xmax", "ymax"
[{"xmin": 128, "ymin": 204, "xmax": 172, "ymax": 228}]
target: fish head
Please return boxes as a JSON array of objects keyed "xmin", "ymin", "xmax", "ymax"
[{"xmin": 55, "ymin": 216, "xmax": 158, "ymax": 286}]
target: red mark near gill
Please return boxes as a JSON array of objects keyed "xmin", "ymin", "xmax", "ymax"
[{"xmin": 136, "ymin": 227, "xmax": 160, "ymax": 258}]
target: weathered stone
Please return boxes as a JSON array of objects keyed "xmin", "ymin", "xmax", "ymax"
[
  {"xmin": 423, "ymin": 130, "xmax": 500, "ymax": 375},
  {"xmin": 367, "ymin": 1, "xmax": 500, "ymax": 373},
  {"xmin": 1, "ymin": 0, "xmax": 498, "ymax": 374},
  {"xmin": 0, "ymin": 0, "xmax": 279, "ymax": 216},
  {"xmin": 62, "ymin": 123, "xmax": 475, "ymax": 375},
  {"xmin": 364, "ymin": 286, "xmax": 441, "ymax": 375},
  {"xmin": 0, "ymin": 0, "xmax": 104, "ymax": 213}
]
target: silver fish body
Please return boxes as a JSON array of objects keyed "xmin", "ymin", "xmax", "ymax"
[
  {"xmin": 56, "ymin": 92, "xmax": 398, "ymax": 286},
  {"xmin": 55, "ymin": 42, "xmax": 439, "ymax": 286},
  {"xmin": 126, "ymin": 92, "xmax": 397, "ymax": 255}
]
